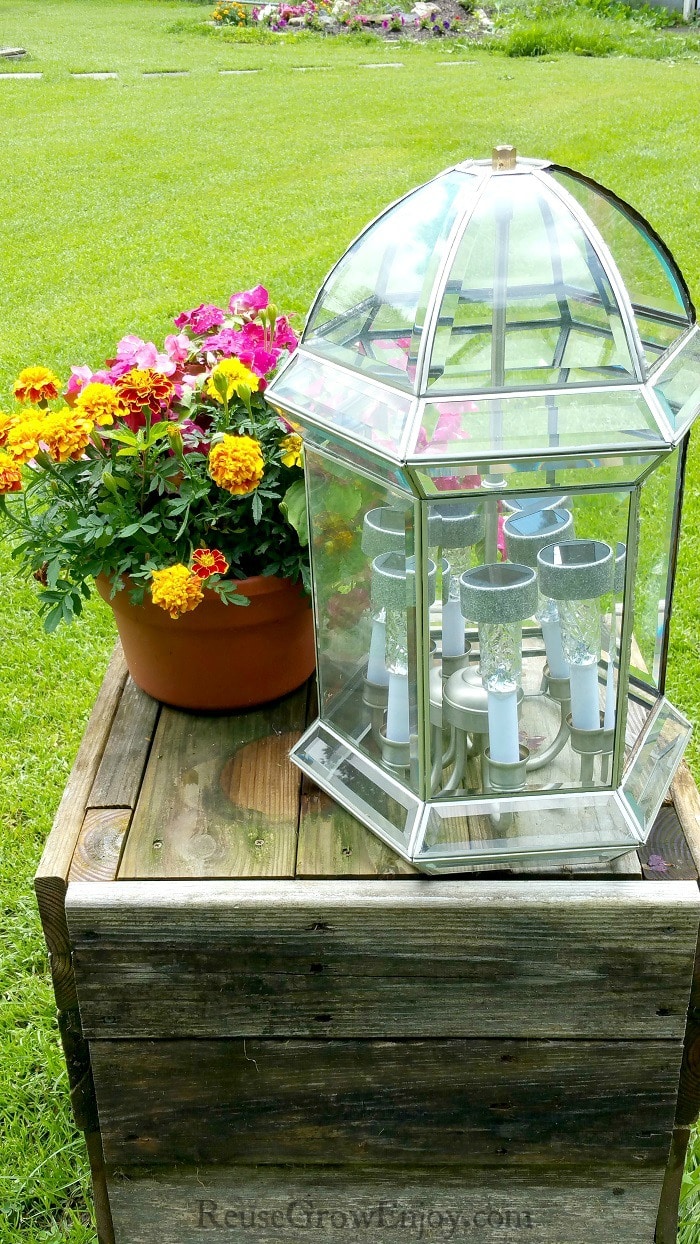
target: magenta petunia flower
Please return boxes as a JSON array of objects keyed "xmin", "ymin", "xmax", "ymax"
[
  {"xmin": 272, "ymin": 316, "xmax": 299, "ymax": 351},
  {"xmin": 229, "ymin": 285, "xmax": 269, "ymax": 316},
  {"xmin": 174, "ymin": 303, "xmax": 225, "ymax": 335}
]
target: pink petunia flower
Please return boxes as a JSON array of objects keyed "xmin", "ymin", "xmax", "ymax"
[
  {"xmin": 173, "ymin": 303, "xmax": 225, "ymax": 335},
  {"xmin": 229, "ymin": 285, "xmax": 269, "ymax": 316},
  {"xmin": 164, "ymin": 333, "xmax": 191, "ymax": 364}
]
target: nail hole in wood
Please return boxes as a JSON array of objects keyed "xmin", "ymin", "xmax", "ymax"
[{"xmin": 315, "ymin": 1014, "xmax": 332, "ymax": 1023}]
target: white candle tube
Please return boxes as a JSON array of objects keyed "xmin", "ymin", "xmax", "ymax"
[
  {"xmin": 487, "ymin": 687, "xmax": 520, "ymax": 765},
  {"xmin": 441, "ymin": 596, "xmax": 466, "ymax": 659},
  {"xmin": 386, "ymin": 671, "xmax": 410, "ymax": 744},
  {"xmin": 569, "ymin": 659, "xmax": 600, "ymax": 731},
  {"xmin": 366, "ymin": 616, "xmax": 389, "ymax": 686},
  {"xmin": 603, "ymin": 613, "xmax": 617, "ymax": 730},
  {"xmin": 541, "ymin": 615, "xmax": 568, "ymax": 680}
]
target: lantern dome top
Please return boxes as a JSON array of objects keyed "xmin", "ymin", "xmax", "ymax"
[{"xmin": 268, "ymin": 154, "xmax": 700, "ymax": 466}]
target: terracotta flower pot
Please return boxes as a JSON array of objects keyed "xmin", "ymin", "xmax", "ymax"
[{"xmin": 96, "ymin": 573, "xmax": 315, "ymax": 711}]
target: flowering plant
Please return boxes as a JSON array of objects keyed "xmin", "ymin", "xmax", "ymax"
[{"xmin": 0, "ymin": 286, "xmax": 309, "ymax": 630}]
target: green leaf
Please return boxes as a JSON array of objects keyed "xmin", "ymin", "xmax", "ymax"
[
  {"xmin": 251, "ymin": 490, "xmax": 263, "ymax": 524},
  {"xmin": 280, "ymin": 478, "xmax": 308, "ymax": 547}
]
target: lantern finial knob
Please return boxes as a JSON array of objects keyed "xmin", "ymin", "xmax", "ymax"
[{"xmin": 492, "ymin": 145, "xmax": 517, "ymax": 170}]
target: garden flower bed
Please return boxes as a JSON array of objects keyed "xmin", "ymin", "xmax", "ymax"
[{"xmin": 212, "ymin": 0, "xmax": 480, "ymax": 39}]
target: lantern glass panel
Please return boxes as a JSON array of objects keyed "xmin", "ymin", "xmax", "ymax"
[
  {"xmin": 426, "ymin": 175, "xmax": 635, "ymax": 395},
  {"xmin": 410, "ymin": 389, "xmax": 665, "ymax": 461},
  {"xmin": 305, "ymin": 448, "xmax": 421, "ymax": 794},
  {"xmin": 270, "ymin": 353, "xmax": 416, "ymax": 457},
  {"xmin": 293, "ymin": 721, "xmax": 422, "ymax": 856},
  {"xmin": 410, "ymin": 451, "xmax": 664, "ymax": 497},
  {"xmin": 427, "ymin": 488, "xmax": 630, "ymax": 801},
  {"xmin": 652, "ymin": 329, "xmax": 700, "ymax": 437},
  {"xmin": 296, "ymin": 422, "xmax": 417, "ymax": 492},
  {"xmin": 629, "ymin": 446, "xmax": 681, "ymax": 694},
  {"xmin": 621, "ymin": 698, "xmax": 691, "ymax": 835},
  {"xmin": 305, "ymin": 171, "xmax": 477, "ymax": 390},
  {"xmin": 415, "ymin": 790, "xmax": 638, "ymax": 868},
  {"xmin": 551, "ymin": 169, "xmax": 691, "ymax": 364}
]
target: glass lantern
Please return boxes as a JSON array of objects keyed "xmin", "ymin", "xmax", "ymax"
[{"xmin": 266, "ymin": 146, "xmax": 700, "ymax": 872}]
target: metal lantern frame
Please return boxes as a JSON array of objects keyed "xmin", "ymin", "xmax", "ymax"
[{"xmin": 267, "ymin": 149, "xmax": 699, "ymax": 872}]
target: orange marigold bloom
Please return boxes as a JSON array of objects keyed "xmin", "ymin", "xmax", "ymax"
[
  {"xmin": 192, "ymin": 548, "xmax": 229, "ymax": 579},
  {"xmin": 115, "ymin": 368, "xmax": 174, "ymax": 423},
  {"xmin": 208, "ymin": 434, "xmax": 264, "ymax": 496},
  {"xmin": 74, "ymin": 382, "xmax": 125, "ymax": 427},
  {"xmin": 6, "ymin": 416, "xmax": 45, "ymax": 464},
  {"xmin": 150, "ymin": 564, "xmax": 204, "ymax": 620},
  {"xmin": 12, "ymin": 366, "xmax": 61, "ymax": 405},
  {"xmin": 0, "ymin": 411, "xmax": 15, "ymax": 448},
  {"xmin": 0, "ymin": 451, "xmax": 22, "ymax": 493},
  {"xmin": 41, "ymin": 409, "xmax": 94, "ymax": 463}
]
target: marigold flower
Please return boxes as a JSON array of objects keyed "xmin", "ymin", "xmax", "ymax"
[
  {"xmin": 115, "ymin": 368, "xmax": 174, "ymax": 428},
  {"xmin": 0, "ymin": 411, "xmax": 15, "ymax": 448},
  {"xmin": 192, "ymin": 548, "xmax": 229, "ymax": 579},
  {"xmin": 41, "ymin": 408, "xmax": 94, "ymax": 463},
  {"xmin": 12, "ymin": 366, "xmax": 61, "ymax": 406},
  {"xmin": 280, "ymin": 432, "xmax": 303, "ymax": 469},
  {"xmin": 205, "ymin": 358, "xmax": 260, "ymax": 403},
  {"xmin": 74, "ymin": 382, "xmax": 125, "ymax": 427},
  {"xmin": 6, "ymin": 416, "xmax": 45, "ymax": 464},
  {"xmin": 0, "ymin": 451, "xmax": 22, "ymax": 493},
  {"xmin": 150, "ymin": 563, "xmax": 204, "ymax": 619},
  {"xmin": 209, "ymin": 434, "xmax": 264, "ymax": 496}
]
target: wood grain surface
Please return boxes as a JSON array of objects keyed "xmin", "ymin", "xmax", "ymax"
[
  {"xmin": 104, "ymin": 1163, "xmax": 665, "ymax": 1244},
  {"xmin": 118, "ymin": 687, "xmax": 307, "ymax": 879},
  {"xmin": 67, "ymin": 878, "xmax": 700, "ymax": 1039},
  {"xmin": 91, "ymin": 1036, "xmax": 682, "ymax": 1169}
]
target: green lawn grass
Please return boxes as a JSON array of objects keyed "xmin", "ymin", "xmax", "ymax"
[{"xmin": 1, "ymin": 1, "xmax": 700, "ymax": 1239}]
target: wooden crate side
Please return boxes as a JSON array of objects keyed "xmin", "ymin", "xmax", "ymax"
[
  {"xmin": 105, "ymin": 1163, "xmax": 664, "ymax": 1244},
  {"xmin": 67, "ymin": 879, "xmax": 700, "ymax": 1040},
  {"xmin": 118, "ymin": 686, "xmax": 308, "ymax": 880},
  {"xmin": 90, "ymin": 1036, "xmax": 682, "ymax": 1169},
  {"xmin": 34, "ymin": 645, "xmax": 127, "ymax": 1010},
  {"xmin": 656, "ymin": 1127, "xmax": 690, "ymax": 1244},
  {"xmin": 87, "ymin": 678, "xmax": 159, "ymax": 811}
]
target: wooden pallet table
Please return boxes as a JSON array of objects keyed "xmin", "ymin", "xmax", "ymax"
[{"xmin": 35, "ymin": 645, "xmax": 700, "ymax": 1244}]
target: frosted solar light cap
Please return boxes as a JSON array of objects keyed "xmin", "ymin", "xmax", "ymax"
[
  {"xmin": 460, "ymin": 562, "xmax": 538, "ymax": 625},
  {"xmin": 503, "ymin": 506, "xmax": 573, "ymax": 569},
  {"xmin": 371, "ymin": 552, "xmax": 437, "ymax": 611},
  {"xmin": 537, "ymin": 539, "xmax": 614, "ymax": 602}
]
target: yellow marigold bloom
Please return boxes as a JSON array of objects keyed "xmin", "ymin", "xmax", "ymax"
[
  {"xmin": 206, "ymin": 358, "xmax": 260, "ymax": 403},
  {"xmin": 6, "ymin": 416, "xmax": 45, "ymax": 464},
  {"xmin": 74, "ymin": 382, "xmax": 124, "ymax": 427},
  {"xmin": 12, "ymin": 366, "xmax": 61, "ymax": 406},
  {"xmin": 150, "ymin": 564, "xmax": 204, "ymax": 620},
  {"xmin": 0, "ymin": 451, "xmax": 22, "ymax": 493},
  {"xmin": 280, "ymin": 432, "xmax": 303, "ymax": 469},
  {"xmin": 0, "ymin": 411, "xmax": 16, "ymax": 448},
  {"xmin": 209, "ymin": 434, "xmax": 264, "ymax": 496}
]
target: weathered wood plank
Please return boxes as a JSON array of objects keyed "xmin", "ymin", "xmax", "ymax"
[
  {"xmin": 118, "ymin": 687, "xmax": 307, "ymax": 880},
  {"xmin": 67, "ymin": 879, "xmax": 700, "ymax": 1039},
  {"xmin": 655, "ymin": 1127, "xmax": 690, "ymax": 1244},
  {"xmin": 34, "ymin": 645, "xmax": 127, "ymax": 1010},
  {"xmin": 105, "ymin": 1164, "xmax": 665, "ymax": 1244},
  {"xmin": 90, "ymin": 1036, "xmax": 682, "ymax": 1169},
  {"xmin": 638, "ymin": 805, "xmax": 699, "ymax": 881},
  {"xmin": 85, "ymin": 1131, "xmax": 115, "ymax": 1244},
  {"xmin": 296, "ymin": 778, "xmax": 417, "ymax": 878},
  {"xmin": 672, "ymin": 760, "xmax": 700, "ymax": 876},
  {"xmin": 69, "ymin": 809, "xmax": 131, "ymax": 883},
  {"xmin": 87, "ymin": 678, "xmax": 159, "ymax": 810}
]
